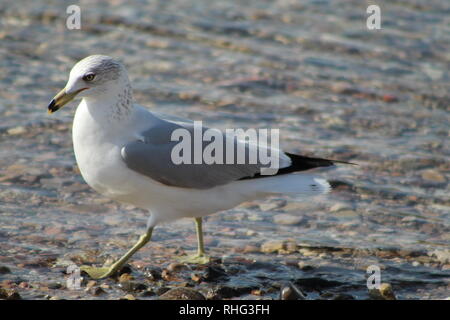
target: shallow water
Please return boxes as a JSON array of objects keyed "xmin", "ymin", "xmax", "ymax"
[{"xmin": 0, "ymin": 0, "xmax": 449, "ymax": 300}]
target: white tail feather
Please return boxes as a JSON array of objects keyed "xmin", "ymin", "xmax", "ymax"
[{"xmin": 238, "ymin": 173, "xmax": 331, "ymax": 199}]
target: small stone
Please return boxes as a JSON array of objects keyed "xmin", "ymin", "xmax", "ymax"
[
  {"xmin": 429, "ymin": 249, "xmax": 450, "ymax": 264},
  {"xmin": 261, "ymin": 240, "xmax": 285, "ymax": 253},
  {"xmin": 0, "ymin": 266, "xmax": 11, "ymax": 274},
  {"xmin": 401, "ymin": 216, "xmax": 422, "ymax": 224},
  {"xmin": 144, "ymin": 267, "xmax": 162, "ymax": 281},
  {"xmin": 203, "ymin": 265, "xmax": 228, "ymax": 282},
  {"xmin": 49, "ymin": 296, "xmax": 61, "ymax": 300},
  {"xmin": 284, "ymin": 240, "xmax": 297, "ymax": 253},
  {"xmin": 191, "ymin": 273, "xmax": 202, "ymax": 283},
  {"xmin": 259, "ymin": 200, "xmax": 285, "ymax": 211},
  {"xmin": 118, "ymin": 273, "xmax": 134, "ymax": 283},
  {"xmin": 119, "ymin": 281, "xmax": 147, "ymax": 293},
  {"xmin": 7, "ymin": 126, "xmax": 26, "ymax": 135},
  {"xmin": 273, "ymin": 214, "xmax": 303, "ymax": 225},
  {"xmin": 379, "ymin": 283, "xmax": 396, "ymax": 300},
  {"xmin": 251, "ymin": 289, "xmax": 264, "ymax": 296},
  {"xmin": 5, "ymin": 290, "xmax": 21, "ymax": 300},
  {"xmin": 100, "ymin": 283, "xmax": 110, "ymax": 290},
  {"xmin": 335, "ymin": 210, "xmax": 358, "ymax": 217},
  {"xmin": 48, "ymin": 282, "xmax": 62, "ymax": 290},
  {"xmin": 90, "ymin": 286, "xmax": 106, "ymax": 296},
  {"xmin": 120, "ymin": 294, "xmax": 136, "ymax": 300},
  {"xmin": 421, "ymin": 170, "xmax": 446, "ymax": 183},
  {"xmin": 298, "ymin": 248, "xmax": 317, "ymax": 257},
  {"xmin": 298, "ymin": 262, "xmax": 314, "ymax": 271},
  {"xmin": 246, "ymin": 230, "xmax": 257, "ymax": 236},
  {"xmin": 155, "ymin": 287, "xmax": 170, "ymax": 296},
  {"xmin": 369, "ymin": 283, "xmax": 396, "ymax": 300},
  {"xmin": 139, "ymin": 289, "xmax": 155, "ymax": 297},
  {"xmin": 333, "ymin": 293, "xmax": 354, "ymax": 300},
  {"xmin": 86, "ymin": 280, "xmax": 96, "ymax": 289},
  {"xmin": 329, "ymin": 203, "xmax": 351, "ymax": 212},
  {"xmin": 159, "ymin": 287, "xmax": 206, "ymax": 300},
  {"xmin": 206, "ymin": 286, "xmax": 238, "ymax": 300},
  {"xmin": 167, "ymin": 263, "xmax": 186, "ymax": 272},
  {"xmin": 0, "ymin": 288, "xmax": 8, "ymax": 299},
  {"xmin": 280, "ymin": 283, "xmax": 305, "ymax": 300},
  {"xmin": 161, "ymin": 269, "xmax": 171, "ymax": 281},
  {"xmin": 242, "ymin": 245, "xmax": 260, "ymax": 253}
]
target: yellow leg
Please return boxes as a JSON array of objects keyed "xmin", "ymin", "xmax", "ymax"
[
  {"xmin": 178, "ymin": 218, "xmax": 210, "ymax": 264},
  {"xmin": 80, "ymin": 228, "xmax": 153, "ymax": 279}
]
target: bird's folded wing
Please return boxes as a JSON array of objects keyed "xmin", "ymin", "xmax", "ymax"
[{"xmin": 120, "ymin": 119, "xmax": 288, "ymax": 189}]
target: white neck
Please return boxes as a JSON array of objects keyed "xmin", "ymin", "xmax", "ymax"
[{"xmin": 83, "ymin": 80, "xmax": 134, "ymax": 124}]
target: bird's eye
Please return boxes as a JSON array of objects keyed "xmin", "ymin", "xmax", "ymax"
[{"xmin": 83, "ymin": 73, "xmax": 96, "ymax": 81}]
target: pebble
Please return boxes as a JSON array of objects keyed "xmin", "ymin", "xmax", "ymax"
[
  {"xmin": 155, "ymin": 287, "xmax": 170, "ymax": 296},
  {"xmin": 368, "ymin": 283, "xmax": 396, "ymax": 300},
  {"xmin": 333, "ymin": 293, "xmax": 355, "ymax": 300},
  {"xmin": 0, "ymin": 266, "xmax": 11, "ymax": 274},
  {"xmin": 251, "ymin": 289, "xmax": 264, "ymax": 296},
  {"xmin": 207, "ymin": 286, "xmax": 238, "ymax": 299},
  {"xmin": 191, "ymin": 273, "xmax": 202, "ymax": 283},
  {"xmin": 120, "ymin": 294, "xmax": 137, "ymax": 300},
  {"xmin": 89, "ymin": 286, "xmax": 106, "ymax": 296},
  {"xmin": 298, "ymin": 262, "xmax": 314, "ymax": 271},
  {"xmin": 261, "ymin": 240, "xmax": 285, "ymax": 253},
  {"xmin": 421, "ymin": 170, "xmax": 446, "ymax": 183},
  {"xmin": 279, "ymin": 283, "xmax": 306, "ymax": 300},
  {"xmin": 7, "ymin": 126, "xmax": 26, "ymax": 135},
  {"xmin": 298, "ymin": 248, "xmax": 317, "ymax": 257},
  {"xmin": 0, "ymin": 288, "xmax": 7, "ymax": 299},
  {"xmin": 0, "ymin": 289, "xmax": 22, "ymax": 300},
  {"xmin": 118, "ymin": 281, "xmax": 147, "ymax": 293},
  {"xmin": 273, "ymin": 214, "xmax": 303, "ymax": 225},
  {"xmin": 429, "ymin": 249, "xmax": 450, "ymax": 264},
  {"xmin": 144, "ymin": 267, "xmax": 162, "ymax": 281},
  {"xmin": 259, "ymin": 202, "xmax": 280, "ymax": 211},
  {"xmin": 47, "ymin": 282, "xmax": 62, "ymax": 290},
  {"xmin": 242, "ymin": 245, "xmax": 260, "ymax": 253},
  {"xmin": 86, "ymin": 280, "xmax": 97, "ymax": 289},
  {"xmin": 203, "ymin": 265, "xmax": 229, "ymax": 282},
  {"xmin": 118, "ymin": 273, "xmax": 134, "ymax": 283},
  {"xmin": 167, "ymin": 262, "xmax": 186, "ymax": 272},
  {"xmin": 329, "ymin": 203, "xmax": 352, "ymax": 212},
  {"xmin": 159, "ymin": 287, "xmax": 206, "ymax": 300}
]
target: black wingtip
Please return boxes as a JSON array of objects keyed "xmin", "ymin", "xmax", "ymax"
[{"xmin": 329, "ymin": 159, "xmax": 358, "ymax": 166}]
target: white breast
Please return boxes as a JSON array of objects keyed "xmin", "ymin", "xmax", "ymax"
[{"xmin": 72, "ymin": 100, "xmax": 134, "ymax": 198}]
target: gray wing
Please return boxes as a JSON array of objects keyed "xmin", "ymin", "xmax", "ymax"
[{"xmin": 120, "ymin": 115, "xmax": 281, "ymax": 189}]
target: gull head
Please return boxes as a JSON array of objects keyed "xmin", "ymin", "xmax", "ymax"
[{"xmin": 48, "ymin": 55, "xmax": 129, "ymax": 113}]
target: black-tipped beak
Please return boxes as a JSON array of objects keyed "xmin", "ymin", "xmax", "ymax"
[
  {"xmin": 47, "ymin": 87, "xmax": 87, "ymax": 114},
  {"xmin": 47, "ymin": 99, "xmax": 58, "ymax": 114}
]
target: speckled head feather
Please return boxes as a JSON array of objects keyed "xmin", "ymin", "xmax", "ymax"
[
  {"xmin": 70, "ymin": 55, "xmax": 125, "ymax": 87},
  {"xmin": 62, "ymin": 55, "xmax": 133, "ymax": 118}
]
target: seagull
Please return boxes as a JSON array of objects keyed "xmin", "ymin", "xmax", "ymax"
[{"xmin": 47, "ymin": 55, "xmax": 351, "ymax": 279}]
